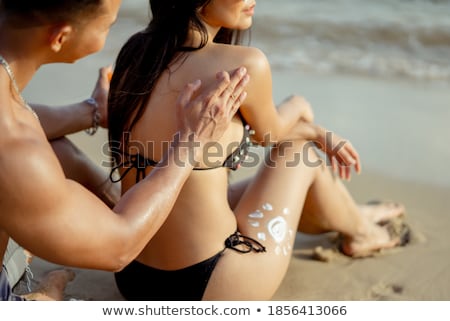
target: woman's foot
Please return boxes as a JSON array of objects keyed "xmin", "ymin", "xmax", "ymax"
[
  {"xmin": 22, "ymin": 268, "xmax": 76, "ymax": 301},
  {"xmin": 340, "ymin": 217, "xmax": 409, "ymax": 258},
  {"xmin": 359, "ymin": 201, "xmax": 405, "ymax": 224}
]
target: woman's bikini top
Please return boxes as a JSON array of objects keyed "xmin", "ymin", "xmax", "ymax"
[{"xmin": 110, "ymin": 115, "xmax": 254, "ymax": 184}]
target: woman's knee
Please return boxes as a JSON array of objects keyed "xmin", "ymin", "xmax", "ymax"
[{"xmin": 267, "ymin": 139, "xmax": 323, "ymax": 170}]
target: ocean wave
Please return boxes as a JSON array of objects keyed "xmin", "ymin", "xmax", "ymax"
[
  {"xmin": 266, "ymin": 48, "xmax": 450, "ymax": 82},
  {"xmin": 252, "ymin": 15, "xmax": 450, "ymax": 82}
]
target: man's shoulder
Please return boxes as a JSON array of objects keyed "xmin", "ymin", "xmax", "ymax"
[
  {"xmin": 0, "ymin": 124, "xmax": 50, "ymax": 167},
  {"xmin": 0, "ymin": 131, "xmax": 67, "ymax": 229},
  {"xmin": 0, "ymin": 124, "xmax": 64, "ymax": 197}
]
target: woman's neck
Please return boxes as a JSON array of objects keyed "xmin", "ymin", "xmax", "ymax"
[
  {"xmin": 205, "ymin": 22, "xmax": 221, "ymax": 43},
  {"xmin": 189, "ymin": 22, "xmax": 221, "ymax": 46}
]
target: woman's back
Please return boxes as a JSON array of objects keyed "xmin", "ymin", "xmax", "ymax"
[{"xmin": 119, "ymin": 43, "xmax": 255, "ymax": 270}]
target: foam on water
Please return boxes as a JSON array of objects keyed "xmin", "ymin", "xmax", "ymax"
[{"xmin": 251, "ymin": 0, "xmax": 450, "ymax": 82}]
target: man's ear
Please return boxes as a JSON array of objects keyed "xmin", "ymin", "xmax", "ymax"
[{"xmin": 49, "ymin": 25, "xmax": 73, "ymax": 52}]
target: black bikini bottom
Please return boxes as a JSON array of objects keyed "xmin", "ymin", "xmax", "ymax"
[{"xmin": 115, "ymin": 231, "xmax": 265, "ymax": 301}]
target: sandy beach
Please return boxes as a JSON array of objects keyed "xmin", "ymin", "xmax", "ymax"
[
  {"xmin": 26, "ymin": 72, "xmax": 450, "ymax": 300},
  {"xmin": 28, "ymin": 169, "xmax": 450, "ymax": 301},
  {"xmin": 21, "ymin": 1, "xmax": 450, "ymax": 301}
]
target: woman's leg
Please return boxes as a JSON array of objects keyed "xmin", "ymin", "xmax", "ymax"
[
  {"xmin": 50, "ymin": 137, "xmax": 120, "ymax": 208},
  {"xmin": 229, "ymin": 170, "xmax": 404, "ymax": 232},
  {"xmin": 206, "ymin": 140, "xmax": 323, "ymax": 299},
  {"xmin": 205, "ymin": 140, "xmax": 400, "ymax": 300}
]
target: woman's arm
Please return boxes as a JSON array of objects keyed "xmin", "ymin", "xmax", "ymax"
[
  {"xmin": 281, "ymin": 120, "xmax": 361, "ymax": 180},
  {"xmin": 239, "ymin": 47, "xmax": 313, "ymax": 144},
  {"xmin": 238, "ymin": 48, "xmax": 360, "ymax": 179}
]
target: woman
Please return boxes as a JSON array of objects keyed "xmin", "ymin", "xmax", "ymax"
[
  {"xmin": 0, "ymin": 0, "xmax": 247, "ymax": 301},
  {"xmin": 108, "ymin": 0, "xmax": 406, "ymax": 300}
]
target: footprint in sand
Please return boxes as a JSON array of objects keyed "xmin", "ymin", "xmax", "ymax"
[{"xmin": 370, "ymin": 282, "xmax": 404, "ymax": 300}]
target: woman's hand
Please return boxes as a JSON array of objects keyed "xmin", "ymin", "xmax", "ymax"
[{"xmin": 315, "ymin": 128, "xmax": 361, "ymax": 180}]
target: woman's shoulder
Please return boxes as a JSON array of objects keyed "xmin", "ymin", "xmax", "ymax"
[
  {"xmin": 213, "ymin": 43, "xmax": 267, "ymax": 58},
  {"xmin": 211, "ymin": 44, "xmax": 270, "ymax": 73}
]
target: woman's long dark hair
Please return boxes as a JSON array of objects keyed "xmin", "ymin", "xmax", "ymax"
[{"xmin": 108, "ymin": 0, "xmax": 246, "ymax": 166}]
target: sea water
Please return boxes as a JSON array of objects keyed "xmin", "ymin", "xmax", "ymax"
[
  {"xmin": 28, "ymin": 0, "xmax": 450, "ymax": 188},
  {"xmin": 252, "ymin": 0, "xmax": 450, "ymax": 83},
  {"xmin": 250, "ymin": 0, "xmax": 450, "ymax": 188},
  {"xmin": 117, "ymin": 0, "xmax": 450, "ymax": 188}
]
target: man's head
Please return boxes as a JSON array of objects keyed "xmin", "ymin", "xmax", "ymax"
[{"xmin": 0, "ymin": 0, "xmax": 122, "ymax": 63}]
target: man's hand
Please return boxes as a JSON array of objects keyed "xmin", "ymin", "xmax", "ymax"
[
  {"xmin": 175, "ymin": 67, "xmax": 249, "ymax": 154},
  {"xmin": 90, "ymin": 65, "xmax": 113, "ymax": 128}
]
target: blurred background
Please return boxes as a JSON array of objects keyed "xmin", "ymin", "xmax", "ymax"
[{"xmin": 24, "ymin": 0, "xmax": 450, "ymax": 188}]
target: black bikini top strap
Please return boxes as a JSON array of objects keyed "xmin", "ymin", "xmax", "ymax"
[{"xmin": 110, "ymin": 153, "xmax": 159, "ymax": 184}]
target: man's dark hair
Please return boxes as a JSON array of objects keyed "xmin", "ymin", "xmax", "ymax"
[{"xmin": 0, "ymin": 0, "xmax": 103, "ymax": 25}]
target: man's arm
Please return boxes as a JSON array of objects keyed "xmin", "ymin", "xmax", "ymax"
[
  {"xmin": 1, "ymin": 68, "xmax": 249, "ymax": 272},
  {"xmin": 31, "ymin": 100, "xmax": 97, "ymax": 140},
  {"xmin": 31, "ymin": 66, "xmax": 111, "ymax": 140}
]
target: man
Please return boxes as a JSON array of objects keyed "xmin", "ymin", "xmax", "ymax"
[
  {"xmin": 0, "ymin": 0, "xmax": 249, "ymax": 300},
  {"xmin": 3, "ymin": 66, "xmax": 120, "ymax": 299}
]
